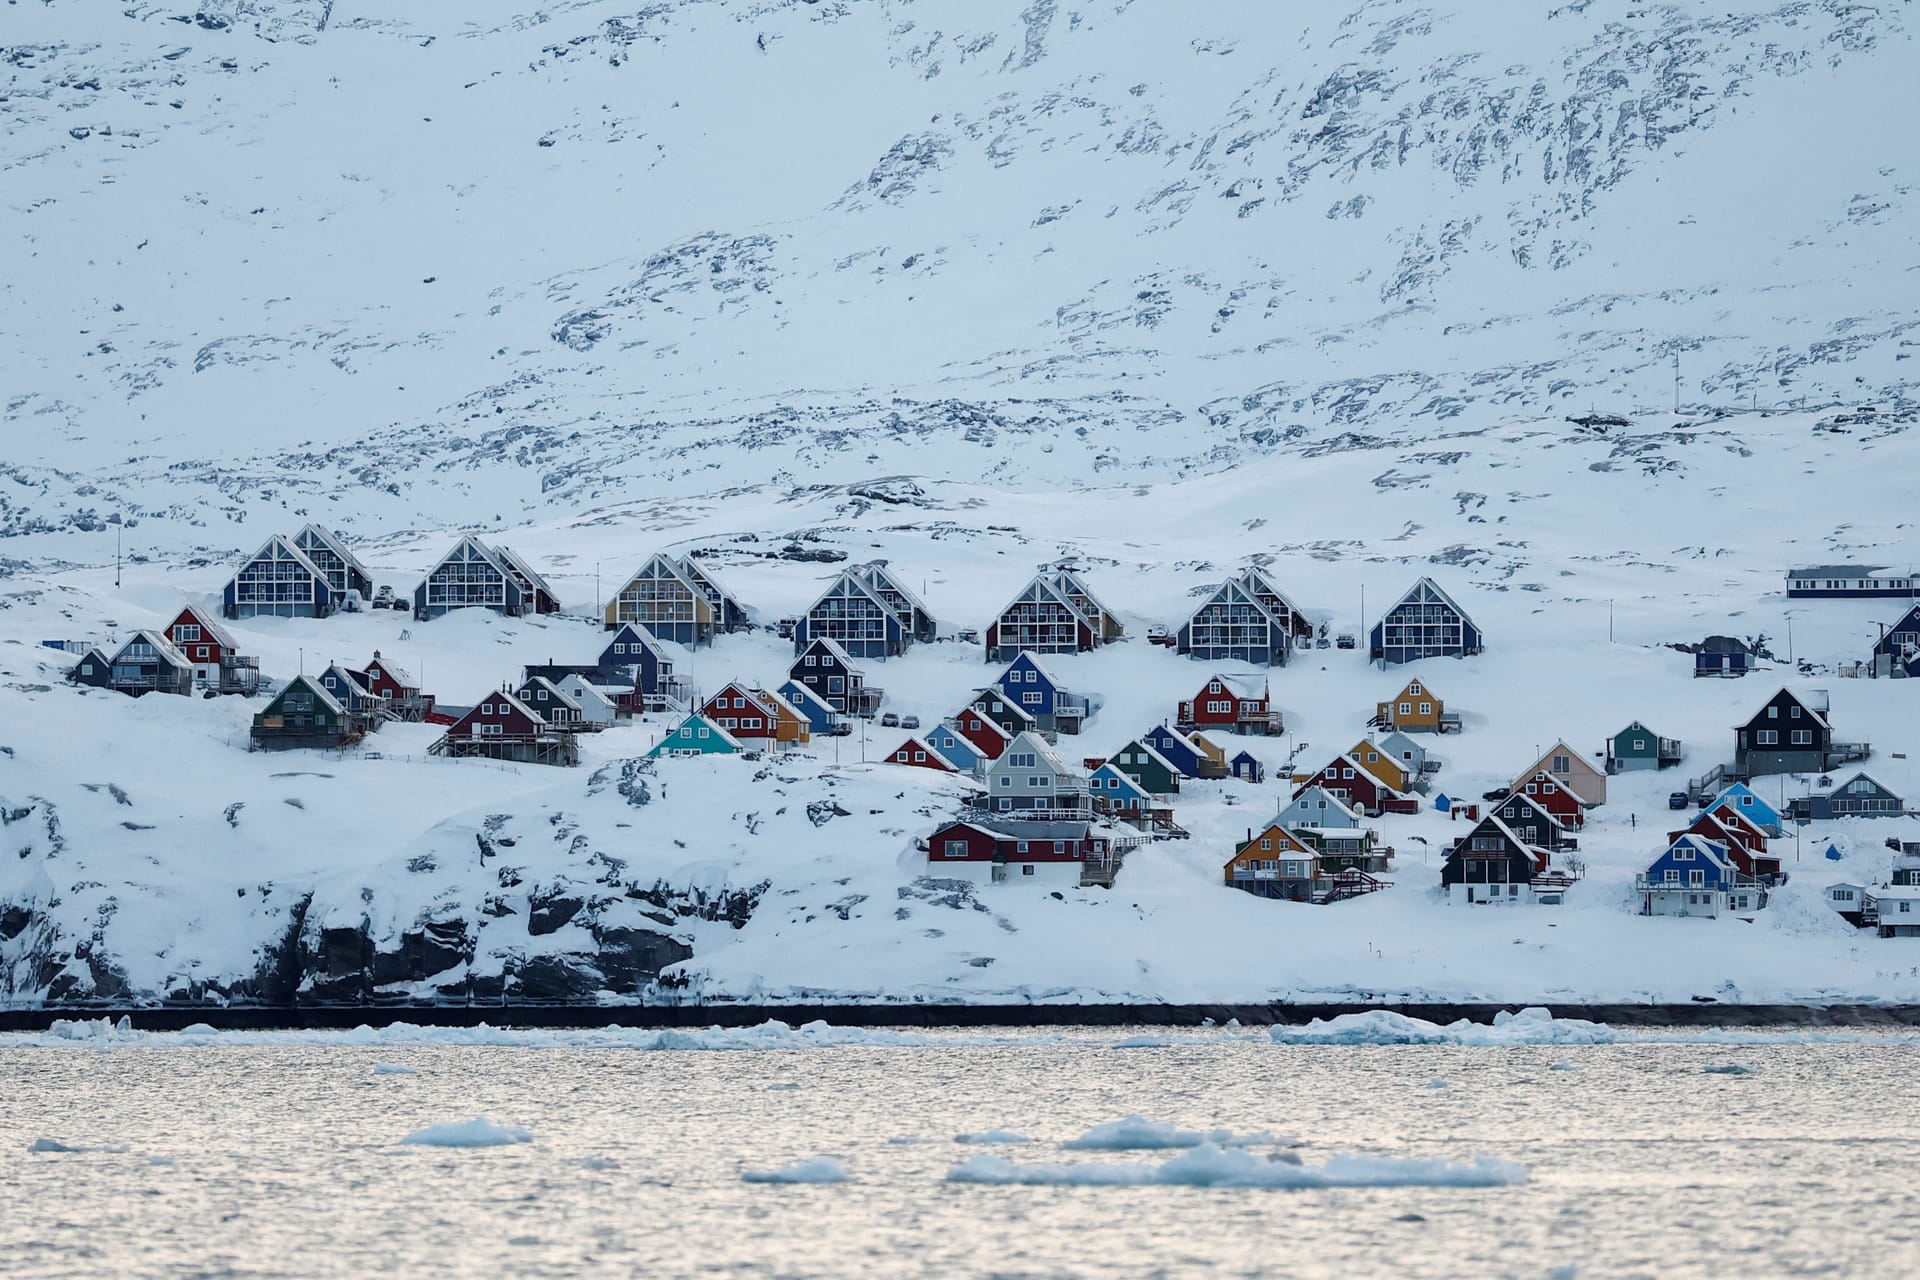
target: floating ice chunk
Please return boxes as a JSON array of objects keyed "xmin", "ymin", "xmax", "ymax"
[
  {"xmin": 1271, "ymin": 1007, "xmax": 1621, "ymax": 1047},
  {"xmin": 576, "ymin": 1156, "xmax": 619, "ymax": 1171},
  {"xmin": 28, "ymin": 1138, "xmax": 128, "ymax": 1154},
  {"xmin": 373, "ymin": 1063, "xmax": 416, "ymax": 1076},
  {"xmin": 399, "ymin": 1118, "xmax": 532, "ymax": 1148},
  {"xmin": 1426, "ymin": 1077, "xmax": 1450, "ymax": 1089},
  {"xmin": 1702, "ymin": 1063, "xmax": 1757, "ymax": 1075},
  {"xmin": 741, "ymin": 1156, "xmax": 849, "ymax": 1184},
  {"xmin": 954, "ymin": 1130, "xmax": 1031, "ymax": 1145},
  {"xmin": 1063, "ymin": 1117, "xmax": 1281, "ymax": 1151},
  {"xmin": 947, "ymin": 1144, "xmax": 1529, "ymax": 1189},
  {"xmin": 1549, "ymin": 1063, "xmax": 1579, "ymax": 1071},
  {"xmin": 766, "ymin": 1082, "xmax": 801, "ymax": 1091},
  {"xmin": 1112, "ymin": 1035, "xmax": 1174, "ymax": 1049}
]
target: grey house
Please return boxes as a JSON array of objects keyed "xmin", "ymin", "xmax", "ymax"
[{"xmin": 1788, "ymin": 773, "xmax": 1907, "ymax": 823}]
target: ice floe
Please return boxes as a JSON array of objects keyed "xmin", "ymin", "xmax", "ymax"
[
  {"xmin": 947, "ymin": 1144, "xmax": 1529, "ymax": 1189},
  {"xmin": 1063, "ymin": 1117, "xmax": 1283, "ymax": 1151},
  {"xmin": 741, "ymin": 1156, "xmax": 849, "ymax": 1184},
  {"xmin": 399, "ymin": 1118, "xmax": 532, "ymax": 1148}
]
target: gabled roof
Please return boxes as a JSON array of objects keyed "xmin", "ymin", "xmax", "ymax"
[
  {"xmin": 854, "ymin": 560, "xmax": 932, "ymax": 620},
  {"xmin": 754, "ymin": 686, "xmax": 811, "ymax": 725},
  {"xmin": 812, "ymin": 566, "xmax": 901, "ymax": 619},
  {"xmin": 1201, "ymin": 671, "xmax": 1268, "ymax": 700},
  {"xmin": 891, "ymin": 735, "xmax": 958, "ymax": 770},
  {"xmin": 1000, "ymin": 650, "xmax": 1063, "ymax": 685},
  {"xmin": 1115, "ymin": 739, "xmax": 1187, "ymax": 780},
  {"xmin": 1742, "ymin": 687, "xmax": 1831, "ymax": 731},
  {"xmin": 797, "ymin": 635, "xmax": 861, "ymax": 667},
  {"xmin": 661, "ymin": 712, "xmax": 743, "ymax": 751},
  {"xmin": 1659, "ymin": 833, "xmax": 1735, "ymax": 871},
  {"xmin": 1494, "ymin": 789, "xmax": 1569, "ymax": 831},
  {"xmin": 1459, "ymin": 814, "xmax": 1551, "ymax": 870},
  {"xmin": 925, "ymin": 723, "xmax": 982, "ymax": 764},
  {"xmin": 605, "ymin": 622, "xmax": 668, "ymax": 660},
  {"xmin": 113, "ymin": 630, "xmax": 192, "ymax": 670},
  {"xmin": 1236, "ymin": 566, "xmax": 1310, "ymax": 622},
  {"xmin": 776, "ymin": 680, "xmax": 837, "ymax": 718},
  {"xmin": 318, "ymin": 663, "xmax": 375, "ymax": 701},
  {"xmin": 1384, "ymin": 576, "xmax": 1475, "ymax": 621},
  {"xmin": 1089, "ymin": 762, "xmax": 1151, "ymax": 798},
  {"xmin": 170, "ymin": 602, "xmax": 240, "ymax": 652},
  {"xmin": 1237, "ymin": 823, "xmax": 1315, "ymax": 854},
  {"xmin": 1147, "ymin": 722, "xmax": 1204, "ymax": 756},
  {"xmin": 1513, "ymin": 740, "xmax": 1604, "ymax": 787},
  {"xmin": 1379, "ymin": 730, "xmax": 1426, "ymax": 756},
  {"xmin": 295, "ymin": 523, "xmax": 371, "ymax": 576},
  {"xmin": 1280, "ymin": 786, "xmax": 1363, "ymax": 824},
  {"xmin": 239, "ymin": 532, "xmax": 330, "ymax": 583},
  {"xmin": 954, "ymin": 710, "xmax": 1014, "ymax": 744},
  {"xmin": 493, "ymin": 545, "xmax": 556, "ymax": 598},
  {"xmin": 469, "ymin": 686, "xmax": 547, "ymax": 727},
  {"xmin": 1819, "ymin": 770, "xmax": 1900, "ymax": 799},
  {"xmin": 519, "ymin": 674, "xmax": 583, "ymax": 714},
  {"xmin": 971, "ymin": 686, "xmax": 1038, "ymax": 724},
  {"xmin": 360, "ymin": 652, "xmax": 418, "ymax": 689},
  {"xmin": 1699, "ymin": 635, "xmax": 1750, "ymax": 655},
  {"xmin": 555, "ymin": 673, "xmax": 618, "ymax": 711},
  {"xmin": 679, "ymin": 555, "xmax": 745, "ymax": 610},
  {"xmin": 995, "ymin": 729, "xmax": 1074, "ymax": 778},
  {"xmin": 994, "ymin": 572, "xmax": 1095, "ymax": 629},
  {"xmin": 274, "ymin": 672, "xmax": 346, "ymax": 717}
]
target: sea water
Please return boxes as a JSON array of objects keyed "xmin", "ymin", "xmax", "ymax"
[{"xmin": 2, "ymin": 1024, "xmax": 1918, "ymax": 1277}]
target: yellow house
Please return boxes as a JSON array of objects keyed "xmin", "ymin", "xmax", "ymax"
[
  {"xmin": 1511, "ymin": 740, "xmax": 1607, "ymax": 807},
  {"xmin": 1224, "ymin": 824, "xmax": 1319, "ymax": 888},
  {"xmin": 1345, "ymin": 739, "xmax": 1413, "ymax": 793},
  {"xmin": 1373, "ymin": 678, "xmax": 1452, "ymax": 734}
]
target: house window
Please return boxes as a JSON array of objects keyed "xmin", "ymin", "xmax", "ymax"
[
  {"xmin": 1022, "ymin": 865, "xmax": 1036, "ymax": 876},
  {"xmin": 1790, "ymin": 706, "xmax": 1801, "ymax": 719},
  {"xmin": 177, "ymin": 625, "xmax": 201, "ymax": 642},
  {"xmin": 914, "ymin": 751, "xmax": 926, "ymax": 762},
  {"xmin": 1902, "ymin": 901, "xmax": 1913, "ymax": 915},
  {"xmin": 1209, "ymin": 681, "xmax": 1221, "ymax": 694},
  {"xmin": 1665, "ymin": 870, "xmax": 1680, "ymax": 884},
  {"xmin": 943, "ymin": 840, "xmax": 968, "ymax": 858},
  {"xmin": 1552, "ymin": 755, "xmax": 1571, "ymax": 774},
  {"xmin": 1418, "ymin": 703, "xmax": 1432, "ymax": 715},
  {"xmin": 1053, "ymin": 841, "xmax": 1066, "ymax": 854},
  {"xmin": 1015, "ymin": 841, "xmax": 1029, "ymax": 854},
  {"xmin": 1791, "ymin": 730, "xmax": 1812, "ymax": 746},
  {"xmin": 1689, "ymin": 870, "xmax": 1705, "ymax": 887},
  {"xmin": 1757, "ymin": 731, "xmax": 1777, "ymax": 746}
]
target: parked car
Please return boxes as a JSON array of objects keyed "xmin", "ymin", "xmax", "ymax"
[
  {"xmin": 1335, "ymin": 633, "xmax": 1356, "ymax": 650},
  {"xmin": 1668, "ymin": 792, "xmax": 1690, "ymax": 810},
  {"xmin": 372, "ymin": 585, "xmax": 396, "ymax": 608},
  {"xmin": 824, "ymin": 722, "xmax": 853, "ymax": 737},
  {"xmin": 901, "ymin": 714, "xmax": 921, "ymax": 730},
  {"xmin": 880, "ymin": 712, "xmax": 901, "ymax": 728}
]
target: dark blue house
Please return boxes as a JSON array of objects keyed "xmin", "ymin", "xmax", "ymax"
[
  {"xmin": 789, "ymin": 637, "xmax": 881, "ymax": 717},
  {"xmin": 1872, "ymin": 604, "xmax": 1920, "ymax": 676},
  {"xmin": 1369, "ymin": 578, "xmax": 1483, "ymax": 665},
  {"xmin": 1694, "ymin": 635, "xmax": 1754, "ymax": 677},
  {"xmin": 776, "ymin": 680, "xmax": 839, "ymax": 735},
  {"xmin": 1142, "ymin": 723, "xmax": 1212, "ymax": 780},
  {"xmin": 993, "ymin": 651, "xmax": 1093, "ymax": 736}
]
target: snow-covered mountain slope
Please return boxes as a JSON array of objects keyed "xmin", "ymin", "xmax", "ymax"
[{"xmin": 4, "ymin": 0, "xmax": 1919, "ymax": 551}]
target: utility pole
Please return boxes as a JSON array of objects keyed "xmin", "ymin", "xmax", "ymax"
[
  {"xmin": 1673, "ymin": 350, "xmax": 1682, "ymax": 415},
  {"xmin": 1609, "ymin": 598, "xmax": 1614, "ymax": 644},
  {"xmin": 115, "ymin": 525, "xmax": 122, "ymax": 589}
]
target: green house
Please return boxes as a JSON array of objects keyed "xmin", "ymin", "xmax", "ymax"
[
  {"xmin": 1103, "ymin": 738, "xmax": 1183, "ymax": 797},
  {"xmin": 250, "ymin": 674, "xmax": 360, "ymax": 751},
  {"xmin": 1606, "ymin": 720, "xmax": 1682, "ymax": 773},
  {"xmin": 648, "ymin": 713, "xmax": 743, "ymax": 758}
]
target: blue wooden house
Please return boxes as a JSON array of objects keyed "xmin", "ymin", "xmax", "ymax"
[
  {"xmin": 1142, "ymin": 723, "xmax": 1224, "ymax": 780},
  {"xmin": 924, "ymin": 723, "xmax": 983, "ymax": 774},
  {"xmin": 776, "ymin": 680, "xmax": 839, "ymax": 736},
  {"xmin": 414, "ymin": 536, "xmax": 556, "ymax": 620},
  {"xmin": 648, "ymin": 713, "xmax": 743, "ymax": 758},
  {"xmin": 993, "ymin": 651, "xmax": 1093, "ymax": 736},
  {"xmin": 293, "ymin": 524, "xmax": 374, "ymax": 603},
  {"xmin": 1230, "ymin": 750, "xmax": 1265, "ymax": 783},
  {"xmin": 224, "ymin": 533, "xmax": 340, "ymax": 619},
  {"xmin": 793, "ymin": 564, "xmax": 913, "ymax": 659},
  {"xmin": 1706, "ymin": 783, "xmax": 1784, "ymax": 837},
  {"xmin": 1177, "ymin": 566, "xmax": 1313, "ymax": 666},
  {"xmin": 1369, "ymin": 578, "xmax": 1483, "ymax": 665},
  {"xmin": 1694, "ymin": 635, "xmax": 1754, "ymax": 677},
  {"xmin": 1789, "ymin": 772, "xmax": 1907, "ymax": 822},
  {"xmin": 316, "ymin": 663, "xmax": 383, "ymax": 718},
  {"xmin": 1637, "ymin": 834, "xmax": 1765, "ymax": 918},
  {"xmin": 1871, "ymin": 604, "xmax": 1920, "ymax": 676},
  {"xmin": 1089, "ymin": 762, "xmax": 1154, "ymax": 818},
  {"xmin": 789, "ymin": 637, "xmax": 881, "ymax": 716}
]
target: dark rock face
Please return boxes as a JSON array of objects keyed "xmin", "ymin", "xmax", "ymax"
[
  {"xmin": 527, "ymin": 890, "xmax": 585, "ymax": 937},
  {"xmin": 591, "ymin": 926, "xmax": 694, "ymax": 994},
  {"xmin": 509, "ymin": 954, "xmax": 605, "ymax": 1002}
]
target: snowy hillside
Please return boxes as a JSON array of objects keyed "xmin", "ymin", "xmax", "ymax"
[
  {"xmin": 3, "ymin": 0, "xmax": 1918, "ymax": 550},
  {"xmin": 3, "ymin": 2, "xmax": 1919, "ymax": 1008}
]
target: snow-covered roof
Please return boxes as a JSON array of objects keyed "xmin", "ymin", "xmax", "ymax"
[
  {"xmin": 236, "ymin": 532, "xmax": 331, "ymax": 588},
  {"xmin": 171, "ymin": 602, "xmax": 239, "ymax": 652},
  {"xmin": 999, "ymin": 730, "xmax": 1073, "ymax": 776},
  {"xmin": 295, "ymin": 523, "xmax": 371, "ymax": 576},
  {"xmin": 274, "ymin": 672, "xmax": 346, "ymax": 717},
  {"xmin": 361, "ymin": 652, "xmax": 417, "ymax": 689},
  {"xmin": 799, "ymin": 635, "xmax": 861, "ymax": 667},
  {"xmin": 521, "ymin": 674, "xmax": 583, "ymax": 713},
  {"xmin": 319, "ymin": 663, "xmax": 374, "ymax": 700},
  {"xmin": 114, "ymin": 630, "xmax": 191, "ymax": 669},
  {"xmin": 1206, "ymin": 671, "xmax": 1268, "ymax": 699},
  {"xmin": 1661, "ymin": 833, "xmax": 1733, "ymax": 870},
  {"xmin": 493, "ymin": 545, "xmax": 556, "ymax": 598},
  {"xmin": 776, "ymin": 680, "xmax": 836, "ymax": 716}
]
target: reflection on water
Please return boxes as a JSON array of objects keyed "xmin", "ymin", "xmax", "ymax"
[{"xmin": 3, "ymin": 1029, "xmax": 1920, "ymax": 1278}]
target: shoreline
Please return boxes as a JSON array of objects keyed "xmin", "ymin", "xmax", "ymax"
[{"xmin": 7, "ymin": 1001, "xmax": 1920, "ymax": 1033}]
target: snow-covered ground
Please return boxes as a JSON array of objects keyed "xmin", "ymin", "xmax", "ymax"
[
  {"xmin": 3, "ymin": 3, "xmax": 1918, "ymax": 1007},
  {"xmin": 3, "ymin": 408, "xmax": 1918, "ymax": 1007}
]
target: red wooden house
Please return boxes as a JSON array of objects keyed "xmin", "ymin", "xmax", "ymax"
[
  {"xmin": 432, "ymin": 688, "xmax": 577, "ymax": 765},
  {"xmin": 164, "ymin": 603, "xmax": 259, "ymax": 694},
  {"xmin": 1671, "ymin": 809, "xmax": 1781, "ymax": 881},
  {"xmin": 888, "ymin": 735, "xmax": 960, "ymax": 773},
  {"xmin": 1176, "ymin": 673, "xmax": 1283, "ymax": 736},
  {"xmin": 356, "ymin": 651, "xmax": 436, "ymax": 721},
  {"xmin": 1509, "ymin": 768, "xmax": 1588, "ymax": 830},
  {"xmin": 1295, "ymin": 754, "xmax": 1418, "ymax": 817},
  {"xmin": 952, "ymin": 708, "xmax": 1013, "ymax": 761},
  {"xmin": 700, "ymin": 682, "xmax": 810, "ymax": 744},
  {"xmin": 925, "ymin": 818, "xmax": 1119, "ymax": 886}
]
